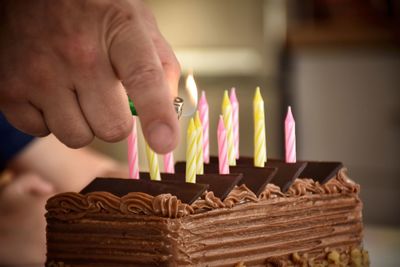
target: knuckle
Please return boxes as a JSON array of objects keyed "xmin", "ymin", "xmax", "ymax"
[
  {"xmin": 62, "ymin": 133, "xmax": 94, "ymax": 149},
  {"xmin": 166, "ymin": 57, "xmax": 181, "ymax": 76},
  {"xmin": 25, "ymin": 55, "xmax": 54, "ymax": 89},
  {"xmin": 123, "ymin": 65, "xmax": 164, "ymax": 90},
  {"xmin": 95, "ymin": 119, "xmax": 131, "ymax": 142},
  {"xmin": 54, "ymin": 116, "xmax": 94, "ymax": 148},
  {"xmin": 58, "ymin": 37, "xmax": 100, "ymax": 70}
]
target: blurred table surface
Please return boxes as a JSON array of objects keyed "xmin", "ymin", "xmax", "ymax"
[{"xmin": 364, "ymin": 225, "xmax": 400, "ymax": 267}]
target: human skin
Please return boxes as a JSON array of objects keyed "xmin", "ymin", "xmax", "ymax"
[
  {"xmin": 0, "ymin": 135, "xmax": 130, "ymax": 265},
  {"xmin": 0, "ymin": 0, "xmax": 180, "ymax": 154}
]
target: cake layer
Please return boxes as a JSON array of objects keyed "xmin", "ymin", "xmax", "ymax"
[
  {"xmin": 46, "ymin": 193, "xmax": 363, "ymax": 266},
  {"xmin": 46, "ymin": 169, "xmax": 367, "ymax": 266}
]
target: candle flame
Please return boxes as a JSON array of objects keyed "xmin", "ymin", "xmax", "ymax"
[
  {"xmin": 186, "ymin": 73, "xmax": 198, "ymax": 107},
  {"xmin": 181, "ymin": 72, "xmax": 198, "ymax": 117}
]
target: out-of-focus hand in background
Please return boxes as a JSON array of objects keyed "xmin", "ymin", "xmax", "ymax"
[{"xmin": 0, "ymin": 135, "xmax": 129, "ymax": 265}]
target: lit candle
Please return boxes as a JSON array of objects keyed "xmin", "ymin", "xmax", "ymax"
[
  {"xmin": 145, "ymin": 142, "xmax": 160, "ymax": 181},
  {"xmin": 163, "ymin": 152, "xmax": 175, "ymax": 174},
  {"xmin": 198, "ymin": 91, "xmax": 210, "ymax": 164},
  {"xmin": 253, "ymin": 87, "xmax": 267, "ymax": 167},
  {"xmin": 127, "ymin": 116, "xmax": 139, "ymax": 179},
  {"xmin": 217, "ymin": 115, "xmax": 229, "ymax": 174},
  {"xmin": 285, "ymin": 106, "xmax": 296, "ymax": 163},
  {"xmin": 194, "ymin": 111, "xmax": 204, "ymax": 175},
  {"xmin": 222, "ymin": 90, "xmax": 236, "ymax": 166},
  {"xmin": 186, "ymin": 118, "xmax": 197, "ymax": 183},
  {"xmin": 230, "ymin": 87, "xmax": 239, "ymax": 159}
]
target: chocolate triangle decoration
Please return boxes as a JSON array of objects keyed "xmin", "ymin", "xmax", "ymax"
[
  {"xmin": 232, "ymin": 166, "xmax": 277, "ymax": 196},
  {"xmin": 209, "ymin": 157, "xmax": 308, "ymax": 192},
  {"xmin": 140, "ymin": 172, "xmax": 243, "ymax": 200},
  {"xmin": 80, "ymin": 177, "xmax": 208, "ymax": 205},
  {"xmin": 265, "ymin": 161, "xmax": 307, "ymax": 192},
  {"xmin": 299, "ymin": 161, "xmax": 343, "ymax": 184},
  {"xmin": 174, "ymin": 162, "xmax": 277, "ymax": 197}
]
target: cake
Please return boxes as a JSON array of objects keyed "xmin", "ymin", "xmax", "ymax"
[{"xmin": 45, "ymin": 159, "xmax": 369, "ymax": 267}]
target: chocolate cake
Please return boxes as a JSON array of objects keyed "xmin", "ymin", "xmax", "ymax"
[{"xmin": 45, "ymin": 160, "xmax": 369, "ymax": 267}]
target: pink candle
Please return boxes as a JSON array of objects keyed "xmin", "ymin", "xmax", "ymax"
[
  {"xmin": 128, "ymin": 116, "xmax": 140, "ymax": 179},
  {"xmin": 285, "ymin": 106, "xmax": 296, "ymax": 163},
  {"xmin": 198, "ymin": 91, "xmax": 210, "ymax": 163},
  {"xmin": 163, "ymin": 152, "xmax": 175, "ymax": 174},
  {"xmin": 230, "ymin": 87, "xmax": 239, "ymax": 159},
  {"xmin": 217, "ymin": 115, "xmax": 229, "ymax": 174}
]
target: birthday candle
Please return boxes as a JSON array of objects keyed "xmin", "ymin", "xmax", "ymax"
[
  {"xmin": 145, "ymin": 142, "xmax": 161, "ymax": 181},
  {"xmin": 230, "ymin": 87, "xmax": 239, "ymax": 159},
  {"xmin": 163, "ymin": 152, "xmax": 175, "ymax": 174},
  {"xmin": 222, "ymin": 90, "xmax": 236, "ymax": 166},
  {"xmin": 186, "ymin": 118, "xmax": 197, "ymax": 183},
  {"xmin": 285, "ymin": 106, "xmax": 296, "ymax": 163},
  {"xmin": 194, "ymin": 111, "xmax": 204, "ymax": 175},
  {"xmin": 217, "ymin": 115, "xmax": 229, "ymax": 174},
  {"xmin": 253, "ymin": 87, "xmax": 267, "ymax": 167},
  {"xmin": 198, "ymin": 91, "xmax": 210, "ymax": 164},
  {"xmin": 127, "ymin": 116, "xmax": 140, "ymax": 179}
]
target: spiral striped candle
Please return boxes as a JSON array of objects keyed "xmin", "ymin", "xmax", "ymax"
[
  {"xmin": 285, "ymin": 106, "xmax": 296, "ymax": 163},
  {"xmin": 230, "ymin": 87, "xmax": 239, "ymax": 159},
  {"xmin": 163, "ymin": 152, "xmax": 175, "ymax": 173},
  {"xmin": 127, "ymin": 116, "xmax": 139, "ymax": 179},
  {"xmin": 222, "ymin": 90, "xmax": 236, "ymax": 166},
  {"xmin": 253, "ymin": 87, "xmax": 266, "ymax": 167},
  {"xmin": 186, "ymin": 118, "xmax": 197, "ymax": 183},
  {"xmin": 145, "ymin": 142, "xmax": 160, "ymax": 181},
  {"xmin": 217, "ymin": 115, "xmax": 229, "ymax": 174},
  {"xmin": 198, "ymin": 91, "xmax": 210, "ymax": 164},
  {"xmin": 194, "ymin": 111, "xmax": 204, "ymax": 175}
]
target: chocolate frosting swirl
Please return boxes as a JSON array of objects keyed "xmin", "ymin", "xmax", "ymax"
[
  {"xmin": 223, "ymin": 184, "xmax": 258, "ymax": 208},
  {"xmin": 46, "ymin": 191, "xmax": 194, "ymax": 220},
  {"xmin": 191, "ymin": 191, "xmax": 225, "ymax": 211},
  {"xmin": 321, "ymin": 168, "xmax": 360, "ymax": 194},
  {"xmin": 285, "ymin": 178, "xmax": 324, "ymax": 197},
  {"xmin": 46, "ymin": 168, "xmax": 360, "ymax": 220},
  {"xmin": 259, "ymin": 184, "xmax": 285, "ymax": 199}
]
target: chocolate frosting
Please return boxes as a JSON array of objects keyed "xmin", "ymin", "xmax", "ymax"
[
  {"xmin": 46, "ymin": 191, "xmax": 194, "ymax": 220},
  {"xmin": 47, "ymin": 168, "xmax": 359, "ymax": 221}
]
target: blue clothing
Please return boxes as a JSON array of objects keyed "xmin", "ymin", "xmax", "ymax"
[{"xmin": 0, "ymin": 112, "xmax": 34, "ymax": 171}]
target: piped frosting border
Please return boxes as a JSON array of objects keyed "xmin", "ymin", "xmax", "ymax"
[{"xmin": 46, "ymin": 168, "xmax": 359, "ymax": 220}]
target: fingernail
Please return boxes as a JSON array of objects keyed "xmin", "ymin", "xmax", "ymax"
[{"xmin": 147, "ymin": 121, "xmax": 174, "ymax": 153}]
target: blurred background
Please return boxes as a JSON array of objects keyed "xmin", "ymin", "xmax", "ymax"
[{"xmin": 91, "ymin": 1, "xmax": 400, "ymax": 265}]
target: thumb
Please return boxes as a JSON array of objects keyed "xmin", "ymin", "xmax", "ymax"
[{"xmin": 108, "ymin": 10, "xmax": 179, "ymax": 154}]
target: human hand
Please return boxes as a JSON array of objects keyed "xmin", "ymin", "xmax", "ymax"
[
  {"xmin": 0, "ymin": 173, "xmax": 54, "ymax": 265},
  {"xmin": 0, "ymin": 0, "xmax": 180, "ymax": 154}
]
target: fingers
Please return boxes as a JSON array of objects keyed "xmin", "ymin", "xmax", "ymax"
[
  {"xmin": 1, "ymin": 103, "xmax": 50, "ymax": 137},
  {"xmin": 108, "ymin": 10, "xmax": 179, "ymax": 154},
  {"xmin": 73, "ymin": 60, "xmax": 133, "ymax": 144},
  {"xmin": 40, "ymin": 88, "xmax": 94, "ymax": 148}
]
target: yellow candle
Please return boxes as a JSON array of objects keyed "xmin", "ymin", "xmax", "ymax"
[
  {"xmin": 253, "ymin": 87, "xmax": 267, "ymax": 167},
  {"xmin": 145, "ymin": 142, "xmax": 161, "ymax": 180},
  {"xmin": 194, "ymin": 111, "xmax": 204, "ymax": 175},
  {"xmin": 186, "ymin": 118, "xmax": 197, "ymax": 183},
  {"xmin": 222, "ymin": 90, "xmax": 236, "ymax": 166}
]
